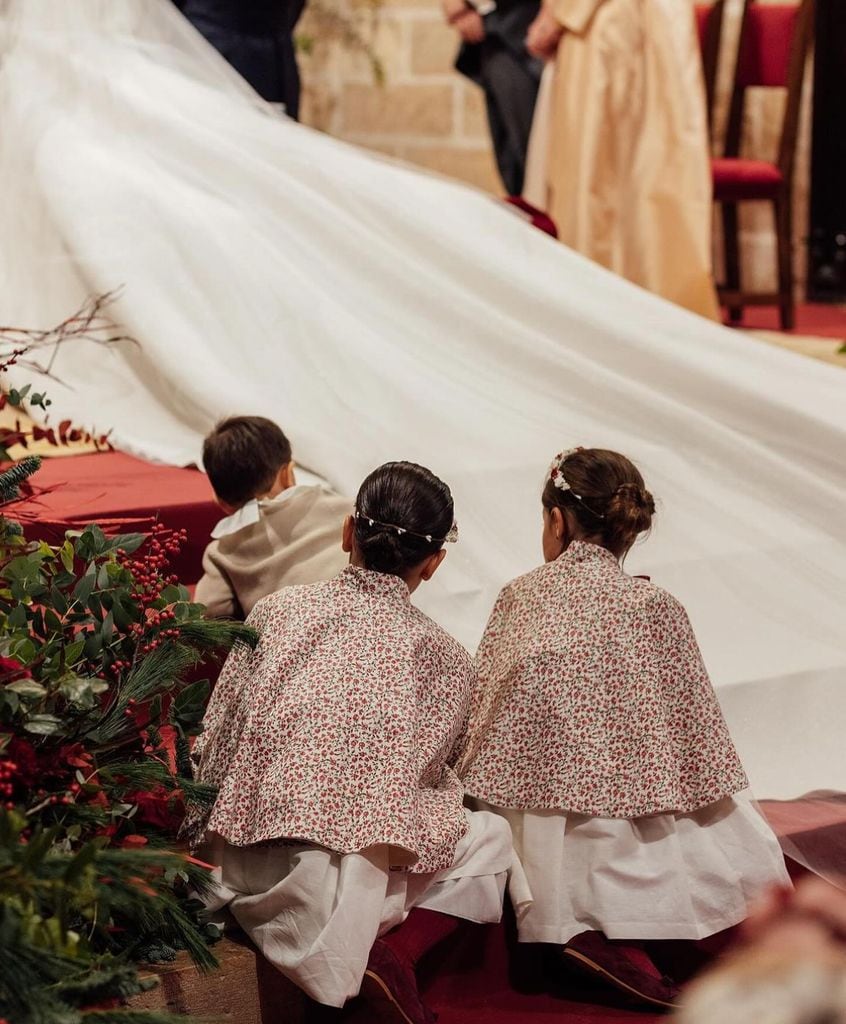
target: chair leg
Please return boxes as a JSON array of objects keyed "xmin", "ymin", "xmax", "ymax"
[
  {"xmin": 775, "ymin": 195, "xmax": 795, "ymax": 331},
  {"xmin": 721, "ymin": 202, "xmax": 743, "ymax": 322}
]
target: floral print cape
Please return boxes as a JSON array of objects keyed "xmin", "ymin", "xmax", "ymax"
[
  {"xmin": 457, "ymin": 541, "xmax": 748, "ymax": 817},
  {"xmin": 190, "ymin": 566, "xmax": 472, "ymax": 873}
]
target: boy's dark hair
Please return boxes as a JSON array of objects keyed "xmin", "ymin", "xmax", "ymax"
[
  {"xmin": 354, "ymin": 461, "xmax": 454, "ymax": 576},
  {"xmin": 542, "ymin": 447, "xmax": 656, "ymax": 557},
  {"xmin": 203, "ymin": 416, "xmax": 292, "ymax": 508}
]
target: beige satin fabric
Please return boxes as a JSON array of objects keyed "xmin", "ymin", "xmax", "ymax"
[{"xmin": 525, "ymin": 0, "xmax": 719, "ymax": 319}]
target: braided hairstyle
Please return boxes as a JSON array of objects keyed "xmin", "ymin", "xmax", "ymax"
[
  {"xmin": 542, "ymin": 448, "xmax": 655, "ymax": 557},
  {"xmin": 354, "ymin": 462, "xmax": 454, "ymax": 575}
]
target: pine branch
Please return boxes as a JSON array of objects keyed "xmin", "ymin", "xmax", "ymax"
[
  {"xmin": 0, "ymin": 454, "xmax": 42, "ymax": 504},
  {"xmin": 175, "ymin": 619, "xmax": 258, "ymax": 655}
]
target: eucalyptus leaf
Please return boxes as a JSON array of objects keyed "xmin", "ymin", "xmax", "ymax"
[
  {"xmin": 23, "ymin": 713, "xmax": 65, "ymax": 736},
  {"xmin": 5, "ymin": 679, "xmax": 46, "ymax": 699},
  {"xmin": 59, "ymin": 676, "xmax": 104, "ymax": 709}
]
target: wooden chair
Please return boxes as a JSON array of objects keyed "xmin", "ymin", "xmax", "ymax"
[
  {"xmin": 694, "ymin": 0, "xmax": 727, "ymax": 137},
  {"xmin": 713, "ymin": 0, "xmax": 815, "ymax": 330}
]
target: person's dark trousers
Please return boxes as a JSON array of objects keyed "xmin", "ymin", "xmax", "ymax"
[
  {"xmin": 455, "ymin": 0, "xmax": 542, "ymax": 196},
  {"xmin": 178, "ymin": 0, "xmax": 306, "ymax": 119}
]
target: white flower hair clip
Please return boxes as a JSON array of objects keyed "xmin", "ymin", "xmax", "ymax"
[
  {"xmin": 547, "ymin": 448, "xmax": 605, "ymax": 520},
  {"xmin": 549, "ymin": 447, "xmax": 580, "ymax": 491}
]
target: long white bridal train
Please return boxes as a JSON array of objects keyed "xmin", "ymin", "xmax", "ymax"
[{"xmin": 1, "ymin": 0, "xmax": 844, "ymax": 798}]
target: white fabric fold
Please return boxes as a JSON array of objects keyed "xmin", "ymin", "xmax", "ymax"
[
  {"xmin": 1, "ymin": 0, "xmax": 844, "ymax": 798},
  {"xmin": 200, "ymin": 809, "xmax": 511, "ymax": 1006},
  {"xmin": 474, "ymin": 792, "xmax": 791, "ymax": 944}
]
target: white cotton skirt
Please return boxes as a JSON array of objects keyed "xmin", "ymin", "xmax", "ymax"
[
  {"xmin": 199, "ymin": 808, "xmax": 512, "ymax": 1007},
  {"xmin": 470, "ymin": 791, "xmax": 790, "ymax": 945}
]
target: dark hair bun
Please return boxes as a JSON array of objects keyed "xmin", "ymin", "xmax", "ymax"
[
  {"xmin": 605, "ymin": 482, "xmax": 655, "ymax": 554},
  {"xmin": 356, "ymin": 525, "xmax": 409, "ymax": 575},
  {"xmin": 541, "ymin": 448, "xmax": 655, "ymax": 556},
  {"xmin": 354, "ymin": 462, "xmax": 454, "ymax": 576}
]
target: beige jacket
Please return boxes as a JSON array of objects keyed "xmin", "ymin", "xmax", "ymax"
[{"xmin": 195, "ymin": 486, "xmax": 351, "ymax": 619}]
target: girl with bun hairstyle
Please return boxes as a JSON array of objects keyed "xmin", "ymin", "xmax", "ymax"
[
  {"xmin": 457, "ymin": 447, "xmax": 789, "ymax": 1009},
  {"xmin": 191, "ymin": 462, "xmax": 512, "ymax": 1024}
]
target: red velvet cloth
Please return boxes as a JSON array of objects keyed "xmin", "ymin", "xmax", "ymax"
[
  {"xmin": 6, "ymin": 451, "xmax": 218, "ymax": 585},
  {"xmin": 736, "ymin": 5, "xmax": 799, "ymax": 88},
  {"xmin": 712, "ymin": 157, "xmax": 783, "ymax": 201},
  {"xmin": 382, "ymin": 909, "xmax": 463, "ymax": 969}
]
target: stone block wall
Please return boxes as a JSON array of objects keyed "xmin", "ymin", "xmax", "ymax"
[
  {"xmin": 297, "ymin": 0, "xmax": 502, "ymax": 192},
  {"xmin": 297, "ymin": 0, "xmax": 812, "ymax": 290}
]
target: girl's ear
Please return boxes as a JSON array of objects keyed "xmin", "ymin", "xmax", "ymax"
[
  {"xmin": 551, "ymin": 505, "xmax": 566, "ymax": 540},
  {"xmin": 341, "ymin": 515, "xmax": 355, "ymax": 553},
  {"xmin": 420, "ymin": 548, "xmax": 447, "ymax": 582}
]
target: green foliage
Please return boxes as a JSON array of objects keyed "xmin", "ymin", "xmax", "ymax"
[{"xmin": 0, "ymin": 519, "xmax": 257, "ymax": 1024}]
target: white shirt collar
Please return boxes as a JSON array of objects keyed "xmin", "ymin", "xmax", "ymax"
[{"xmin": 211, "ymin": 484, "xmax": 320, "ymax": 539}]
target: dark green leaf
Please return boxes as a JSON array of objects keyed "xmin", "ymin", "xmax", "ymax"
[
  {"xmin": 50, "ymin": 585, "xmax": 70, "ymax": 615},
  {"xmin": 64, "ymin": 638, "xmax": 86, "ymax": 664},
  {"xmin": 7, "ymin": 602, "xmax": 28, "ymax": 629},
  {"xmin": 45, "ymin": 608, "xmax": 63, "ymax": 632},
  {"xmin": 72, "ymin": 565, "xmax": 97, "ymax": 606}
]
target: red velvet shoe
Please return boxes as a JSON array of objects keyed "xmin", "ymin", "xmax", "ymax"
[
  {"xmin": 563, "ymin": 931, "xmax": 681, "ymax": 1010},
  {"xmin": 360, "ymin": 939, "xmax": 438, "ymax": 1024}
]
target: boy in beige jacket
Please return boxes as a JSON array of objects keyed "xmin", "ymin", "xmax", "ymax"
[{"xmin": 195, "ymin": 416, "xmax": 350, "ymax": 619}]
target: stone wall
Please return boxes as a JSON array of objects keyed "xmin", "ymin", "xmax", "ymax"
[
  {"xmin": 298, "ymin": 0, "xmax": 501, "ymax": 192},
  {"xmin": 297, "ymin": 0, "xmax": 812, "ymax": 288}
]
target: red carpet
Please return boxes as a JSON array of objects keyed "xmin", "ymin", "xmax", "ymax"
[
  {"xmin": 420, "ymin": 918, "xmax": 668, "ymax": 1023},
  {"xmin": 723, "ymin": 301, "xmax": 846, "ymax": 338}
]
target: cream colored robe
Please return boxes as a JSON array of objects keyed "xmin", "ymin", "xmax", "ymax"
[{"xmin": 524, "ymin": 0, "xmax": 719, "ymax": 318}]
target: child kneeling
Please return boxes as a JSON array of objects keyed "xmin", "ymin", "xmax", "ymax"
[
  {"xmin": 196, "ymin": 415, "xmax": 350, "ymax": 618},
  {"xmin": 188, "ymin": 461, "xmax": 512, "ymax": 1023},
  {"xmin": 457, "ymin": 447, "xmax": 790, "ymax": 1009}
]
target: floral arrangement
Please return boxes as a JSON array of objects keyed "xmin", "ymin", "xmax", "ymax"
[{"xmin": 0, "ymin": 302, "xmax": 255, "ymax": 1024}]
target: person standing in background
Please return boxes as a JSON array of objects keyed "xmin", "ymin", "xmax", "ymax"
[
  {"xmin": 445, "ymin": 0, "xmax": 543, "ymax": 196},
  {"xmin": 176, "ymin": 0, "xmax": 306, "ymax": 119},
  {"xmin": 522, "ymin": 0, "xmax": 719, "ymax": 319}
]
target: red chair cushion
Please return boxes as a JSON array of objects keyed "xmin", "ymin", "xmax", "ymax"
[
  {"xmin": 737, "ymin": 5, "xmax": 799, "ymax": 87},
  {"xmin": 712, "ymin": 157, "xmax": 784, "ymax": 201}
]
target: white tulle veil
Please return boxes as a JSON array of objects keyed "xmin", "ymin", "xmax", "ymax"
[{"xmin": 1, "ymin": 0, "xmax": 845, "ymax": 828}]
